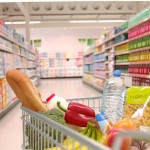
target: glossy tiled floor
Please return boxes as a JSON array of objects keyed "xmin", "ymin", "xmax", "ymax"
[{"xmin": 0, "ymin": 78, "xmax": 101, "ymax": 150}]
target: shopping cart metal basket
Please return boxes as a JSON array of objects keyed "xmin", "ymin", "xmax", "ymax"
[{"xmin": 21, "ymin": 96, "xmax": 150, "ymax": 150}]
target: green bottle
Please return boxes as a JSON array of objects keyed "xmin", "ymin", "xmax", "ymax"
[
  {"xmin": 147, "ymin": 35, "xmax": 150, "ymax": 46},
  {"xmin": 129, "ymin": 42, "xmax": 131, "ymax": 50},
  {"xmin": 144, "ymin": 36, "xmax": 146, "ymax": 47},
  {"xmin": 142, "ymin": 37, "xmax": 145, "ymax": 48},
  {"xmin": 138, "ymin": 39, "xmax": 140, "ymax": 48},
  {"xmin": 139, "ymin": 38, "xmax": 142, "ymax": 48},
  {"xmin": 135, "ymin": 40, "xmax": 137, "ymax": 49}
]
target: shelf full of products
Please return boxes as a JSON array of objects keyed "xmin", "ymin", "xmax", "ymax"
[
  {"xmin": 0, "ymin": 20, "xmax": 40, "ymax": 118},
  {"xmin": 83, "ymin": 38, "xmax": 113, "ymax": 91},
  {"xmin": 83, "ymin": 6, "xmax": 150, "ymax": 90},
  {"xmin": 38, "ymin": 51, "xmax": 83, "ymax": 78},
  {"xmin": 115, "ymin": 19, "xmax": 150, "ymax": 86}
]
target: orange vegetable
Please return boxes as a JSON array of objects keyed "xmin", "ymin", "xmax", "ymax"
[{"xmin": 113, "ymin": 119, "xmax": 137, "ymax": 130}]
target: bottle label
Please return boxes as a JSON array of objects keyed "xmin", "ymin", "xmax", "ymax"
[{"xmin": 98, "ymin": 120, "xmax": 108, "ymax": 133}]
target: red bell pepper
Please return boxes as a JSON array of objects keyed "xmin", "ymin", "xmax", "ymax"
[{"xmin": 57, "ymin": 101, "xmax": 95, "ymax": 127}]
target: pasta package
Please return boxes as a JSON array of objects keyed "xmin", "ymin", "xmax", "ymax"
[{"xmin": 123, "ymin": 87, "xmax": 150, "ymax": 129}]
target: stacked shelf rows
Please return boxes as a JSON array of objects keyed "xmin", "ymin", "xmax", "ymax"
[
  {"xmin": 83, "ymin": 7, "xmax": 150, "ymax": 89},
  {"xmin": 115, "ymin": 18, "xmax": 150, "ymax": 87},
  {"xmin": 0, "ymin": 20, "xmax": 40, "ymax": 118},
  {"xmin": 83, "ymin": 39, "xmax": 114, "ymax": 91},
  {"xmin": 38, "ymin": 51, "xmax": 83, "ymax": 78}
]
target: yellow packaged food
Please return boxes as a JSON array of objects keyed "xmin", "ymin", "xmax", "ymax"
[{"xmin": 123, "ymin": 86, "xmax": 150, "ymax": 129}]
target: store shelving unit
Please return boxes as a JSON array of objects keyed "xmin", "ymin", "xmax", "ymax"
[
  {"xmin": 83, "ymin": 39, "xmax": 111, "ymax": 91},
  {"xmin": 39, "ymin": 51, "xmax": 83, "ymax": 78},
  {"xmin": 104, "ymin": 28, "xmax": 128, "ymax": 43},
  {"xmin": 113, "ymin": 39, "xmax": 129, "ymax": 47},
  {"xmin": 114, "ymin": 14, "xmax": 150, "ymax": 86},
  {"xmin": 83, "ymin": 8, "xmax": 150, "ymax": 90},
  {"xmin": 0, "ymin": 98, "xmax": 19, "ymax": 118},
  {"xmin": 0, "ymin": 20, "xmax": 40, "ymax": 118},
  {"xmin": 115, "ymin": 51, "xmax": 130, "ymax": 56},
  {"xmin": 122, "ymin": 73, "xmax": 150, "ymax": 79},
  {"xmin": 128, "ymin": 31, "xmax": 150, "ymax": 41}
]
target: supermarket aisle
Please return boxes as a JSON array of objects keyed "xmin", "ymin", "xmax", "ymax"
[
  {"xmin": 38, "ymin": 78, "xmax": 101, "ymax": 100},
  {"xmin": 0, "ymin": 78, "xmax": 101, "ymax": 150}
]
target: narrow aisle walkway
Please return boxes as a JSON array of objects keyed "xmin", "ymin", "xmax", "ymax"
[
  {"xmin": 38, "ymin": 78, "xmax": 101, "ymax": 100},
  {"xmin": 0, "ymin": 78, "xmax": 101, "ymax": 150}
]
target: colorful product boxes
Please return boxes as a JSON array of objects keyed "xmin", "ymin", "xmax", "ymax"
[
  {"xmin": 0, "ymin": 78, "xmax": 7, "ymax": 110},
  {"xmin": 0, "ymin": 78, "xmax": 16, "ymax": 111}
]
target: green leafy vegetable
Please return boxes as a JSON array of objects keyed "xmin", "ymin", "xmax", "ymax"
[{"xmin": 25, "ymin": 108, "xmax": 66, "ymax": 150}]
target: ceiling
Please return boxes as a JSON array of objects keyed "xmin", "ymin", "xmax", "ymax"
[{"xmin": 0, "ymin": 1, "xmax": 150, "ymax": 29}]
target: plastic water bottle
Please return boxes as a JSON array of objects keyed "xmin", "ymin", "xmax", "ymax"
[{"xmin": 101, "ymin": 70, "xmax": 126, "ymax": 123}]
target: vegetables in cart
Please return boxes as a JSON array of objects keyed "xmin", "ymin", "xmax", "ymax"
[
  {"xmin": 25, "ymin": 108, "xmax": 66, "ymax": 150},
  {"xmin": 39, "ymin": 108, "xmax": 66, "ymax": 125},
  {"xmin": 106, "ymin": 128, "xmax": 132, "ymax": 150},
  {"xmin": 113, "ymin": 119, "xmax": 137, "ymax": 130},
  {"xmin": 105, "ymin": 119, "xmax": 137, "ymax": 150},
  {"xmin": 57, "ymin": 101, "xmax": 95, "ymax": 127}
]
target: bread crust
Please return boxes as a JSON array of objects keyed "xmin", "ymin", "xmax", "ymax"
[{"xmin": 6, "ymin": 69, "xmax": 48, "ymax": 111}]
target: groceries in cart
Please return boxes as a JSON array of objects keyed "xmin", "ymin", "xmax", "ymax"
[
  {"xmin": 46, "ymin": 93, "xmax": 69, "ymax": 114},
  {"xmin": 6, "ymin": 69, "xmax": 48, "ymax": 112},
  {"xmin": 6, "ymin": 69, "xmax": 150, "ymax": 150}
]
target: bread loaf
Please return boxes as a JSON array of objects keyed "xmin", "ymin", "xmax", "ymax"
[{"xmin": 6, "ymin": 69, "xmax": 48, "ymax": 111}]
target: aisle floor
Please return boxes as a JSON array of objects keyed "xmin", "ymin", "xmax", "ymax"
[{"xmin": 0, "ymin": 78, "xmax": 101, "ymax": 150}]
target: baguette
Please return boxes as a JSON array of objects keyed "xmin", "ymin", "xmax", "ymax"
[{"xmin": 6, "ymin": 69, "xmax": 48, "ymax": 111}]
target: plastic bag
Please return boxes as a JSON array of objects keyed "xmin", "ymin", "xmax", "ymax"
[{"xmin": 123, "ymin": 87, "xmax": 150, "ymax": 129}]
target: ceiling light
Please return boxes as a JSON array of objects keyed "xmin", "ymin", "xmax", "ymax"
[
  {"xmin": 70, "ymin": 20, "xmax": 98, "ymax": 23},
  {"xmin": 4, "ymin": 21, "xmax": 41, "ymax": 24},
  {"xmin": 0, "ymin": 0, "xmax": 115, "ymax": 2},
  {"xmin": 4, "ymin": 22, "xmax": 12, "ymax": 24},
  {"xmin": 30, "ymin": 21, "xmax": 41, "ymax": 24},
  {"xmin": 98, "ymin": 20, "xmax": 126, "ymax": 23},
  {"xmin": 70, "ymin": 20, "xmax": 126, "ymax": 23},
  {"xmin": 12, "ymin": 21, "xmax": 25, "ymax": 24}
]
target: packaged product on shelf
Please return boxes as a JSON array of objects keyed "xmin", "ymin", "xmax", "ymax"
[
  {"xmin": 123, "ymin": 86, "xmax": 150, "ymax": 129},
  {"xmin": 13, "ymin": 55, "xmax": 26, "ymax": 68},
  {"xmin": 0, "ymin": 52, "xmax": 4, "ymax": 76},
  {"xmin": 0, "ymin": 80, "xmax": 2, "ymax": 110},
  {"xmin": 8, "ymin": 84, "xmax": 16, "ymax": 103},
  {"xmin": 0, "ymin": 20, "xmax": 4, "ymax": 35},
  {"xmin": 0, "ymin": 78, "xmax": 8, "ymax": 109}
]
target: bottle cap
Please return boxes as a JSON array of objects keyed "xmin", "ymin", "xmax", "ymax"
[
  {"xmin": 96, "ymin": 112, "xmax": 108, "ymax": 121},
  {"xmin": 46, "ymin": 93, "xmax": 55, "ymax": 102},
  {"xmin": 113, "ymin": 70, "xmax": 121, "ymax": 77}
]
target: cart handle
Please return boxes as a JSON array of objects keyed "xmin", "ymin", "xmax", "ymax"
[{"xmin": 112, "ymin": 130, "xmax": 150, "ymax": 150}]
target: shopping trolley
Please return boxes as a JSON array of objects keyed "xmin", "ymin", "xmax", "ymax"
[{"xmin": 21, "ymin": 96, "xmax": 150, "ymax": 150}]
